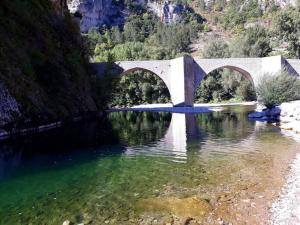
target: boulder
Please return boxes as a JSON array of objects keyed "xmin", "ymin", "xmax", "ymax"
[
  {"xmin": 248, "ymin": 106, "xmax": 280, "ymax": 121},
  {"xmin": 277, "ymin": 101, "xmax": 300, "ymax": 135},
  {"xmin": 62, "ymin": 220, "xmax": 71, "ymax": 225}
]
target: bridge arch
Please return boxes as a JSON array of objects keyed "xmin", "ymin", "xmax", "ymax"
[
  {"xmin": 120, "ymin": 67, "xmax": 171, "ymax": 89},
  {"xmin": 115, "ymin": 66, "xmax": 172, "ymax": 105},
  {"xmin": 203, "ymin": 65, "xmax": 255, "ymax": 88},
  {"xmin": 194, "ymin": 64, "xmax": 257, "ymax": 103}
]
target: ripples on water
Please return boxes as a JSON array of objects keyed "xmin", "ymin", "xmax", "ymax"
[{"xmin": 0, "ymin": 106, "xmax": 298, "ymax": 224}]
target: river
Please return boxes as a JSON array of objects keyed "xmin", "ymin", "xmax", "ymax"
[{"xmin": 0, "ymin": 106, "xmax": 299, "ymax": 225}]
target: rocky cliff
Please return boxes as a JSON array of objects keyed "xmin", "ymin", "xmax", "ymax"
[
  {"xmin": 147, "ymin": 1, "xmax": 188, "ymax": 24},
  {"xmin": 67, "ymin": 0, "xmax": 122, "ymax": 32},
  {"xmin": 67, "ymin": 0, "xmax": 189, "ymax": 32},
  {"xmin": 0, "ymin": 0, "xmax": 100, "ymax": 130}
]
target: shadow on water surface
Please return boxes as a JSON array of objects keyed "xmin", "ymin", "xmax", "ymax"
[
  {"xmin": 0, "ymin": 107, "xmax": 259, "ymax": 181},
  {"xmin": 0, "ymin": 111, "xmax": 173, "ymax": 181}
]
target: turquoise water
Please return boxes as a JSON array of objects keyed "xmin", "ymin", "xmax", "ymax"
[{"xmin": 0, "ymin": 106, "xmax": 298, "ymax": 224}]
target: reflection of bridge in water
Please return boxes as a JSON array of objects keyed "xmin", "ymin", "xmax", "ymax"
[{"xmin": 124, "ymin": 111, "xmax": 270, "ymax": 162}]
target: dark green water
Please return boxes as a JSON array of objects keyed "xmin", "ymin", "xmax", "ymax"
[{"xmin": 0, "ymin": 106, "xmax": 298, "ymax": 224}]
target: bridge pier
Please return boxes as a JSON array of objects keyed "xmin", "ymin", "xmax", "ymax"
[{"xmin": 169, "ymin": 56, "xmax": 197, "ymax": 107}]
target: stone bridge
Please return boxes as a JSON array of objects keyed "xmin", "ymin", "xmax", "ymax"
[{"xmin": 92, "ymin": 55, "xmax": 300, "ymax": 107}]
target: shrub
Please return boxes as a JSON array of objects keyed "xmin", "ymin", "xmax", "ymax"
[
  {"xmin": 256, "ymin": 70, "xmax": 300, "ymax": 108},
  {"xmin": 202, "ymin": 40, "xmax": 230, "ymax": 58}
]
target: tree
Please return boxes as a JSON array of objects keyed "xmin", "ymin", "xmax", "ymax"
[
  {"xmin": 274, "ymin": 7, "xmax": 300, "ymax": 58},
  {"xmin": 195, "ymin": 69, "xmax": 256, "ymax": 103},
  {"xmin": 109, "ymin": 71, "xmax": 171, "ymax": 107},
  {"xmin": 230, "ymin": 25, "xmax": 272, "ymax": 57},
  {"xmin": 110, "ymin": 26, "xmax": 123, "ymax": 44},
  {"xmin": 202, "ymin": 40, "xmax": 230, "ymax": 58}
]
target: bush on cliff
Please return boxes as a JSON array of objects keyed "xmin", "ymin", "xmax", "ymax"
[{"xmin": 256, "ymin": 70, "xmax": 300, "ymax": 108}]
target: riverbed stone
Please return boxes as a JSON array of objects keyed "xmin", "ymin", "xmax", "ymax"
[
  {"xmin": 137, "ymin": 197, "xmax": 213, "ymax": 219},
  {"xmin": 62, "ymin": 220, "xmax": 71, "ymax": 225}
]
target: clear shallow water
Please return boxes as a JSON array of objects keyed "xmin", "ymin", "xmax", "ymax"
[{"xmin": 0, "ymin": 106, "xmax": 299, "ymax": 224}]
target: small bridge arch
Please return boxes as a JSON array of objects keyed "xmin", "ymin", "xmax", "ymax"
[
  {"xmin": 200, "ymin": 65, "xmax": 255, "ymax": 88},
  {"xmin": 194, "ymin": 58, "xmax": 262, "ymax": 89}
]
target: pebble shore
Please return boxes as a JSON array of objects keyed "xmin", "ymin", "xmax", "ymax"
[
  {"xmin": 271, "ymin": 151, "xmax": 300, "ymax": 225},
  {"xmin": 271, "ymin": 101, "xmax": 300, "ymax": 225}
]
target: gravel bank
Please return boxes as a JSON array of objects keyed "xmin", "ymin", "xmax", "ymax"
[{"xmin": 271, "ymin": 132, "xmax": 300, "ymax": 225}]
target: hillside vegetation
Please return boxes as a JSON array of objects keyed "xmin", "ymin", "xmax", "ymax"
[
  {"xmin": 0, "ymin": 0, "xmax": 103, "ymax": 128},
  {"xmin": 83, "ymin": 0, "xmax": 299, "ymax": 106}
]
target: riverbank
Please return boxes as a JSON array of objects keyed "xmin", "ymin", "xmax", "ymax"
[
  {"xmin": 248, "ymin": 100, "xmax": 300, "ymax": 224},
  {"xmin": 108, "ymin": 102, "xmax": 256, "ymax": 113},
  {"xmin": 0, "ymin": 112, "xmax": 103, "ymax": 141},
  {"xmin": 248, "ymin": 101, "xmax": 300, "ymax": 136},
  {"xmin": 271, "ymin": 150, "xmax": 300, "ymax": 225},
  {"xmin": 270, "ymin": 114, "xmax": 300, "ymax": 225},
  {"xmin": 279, "ymin": 101, "xmax": 300, "ymax": 135}
]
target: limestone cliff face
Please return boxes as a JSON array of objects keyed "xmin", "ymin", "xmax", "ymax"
[
  {"xmin": 67, "ymin": 0, "xmax": 119, "ymax": 32},
  {"xmin": 67, "ymin": 0, "xmax": 189, "ymax": 32},
  {"xmin": 147, "ymin": 1, "xmax": 187, "ymax": 24}
]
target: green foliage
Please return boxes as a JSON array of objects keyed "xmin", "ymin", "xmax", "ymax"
[
  {"xmin": 85, "ymin": 0, "xmax": 299, "ymax": 108},
  {"xmin": 221, "ymin": 0, "xmax": 263, "ymax": 30},
  {"xmin": 202, "ymin": 40, "xmax": 230, "ymax": 58},
  {"xmin": 273, "ymin": 6, "xmax": 300, "ymax": 58},
  {"xmin": 195, "ymin": 69, "xmax": 256, "ymax": 103},
  {"xmin": 88, "ymin": 7, "xmax": 204, "ymax": 108},
  {"xmin": 203, "ymin": 25, "xmax": 271, "ymax": 58},
  {"xmin": 256, "ymin": 71, "xmax": 300, "ymax": 108},
  {"xmin": 88, "ymin": 7, "xmax": 202, "ymax": 61},
  {"xmin": 0, "ymin": 0, "xmax": 101, "ymax": 126},
  {"xmin": 230, "ymin": 25, "xmax": 272, "ymax": 57},
  {"xmin": 109, "ymin": 71, "xmax": 171, "ymax": 107},
  {"xmin": 123, "ymin": 13, "xmax": 156, "ymax": 42}
]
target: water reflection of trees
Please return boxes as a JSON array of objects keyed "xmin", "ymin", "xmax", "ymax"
[
  {"xmin": 109, "ymin": 111, "xmax": 172, "ymax": 146},
  {"xmin": 194, "ymin": 106, "xmax": 256, "ymax": 142}
]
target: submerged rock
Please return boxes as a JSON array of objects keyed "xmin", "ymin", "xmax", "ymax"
[{"xmin": 137, "ymin": 196, "xmax": 213, "ymax": 219}]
